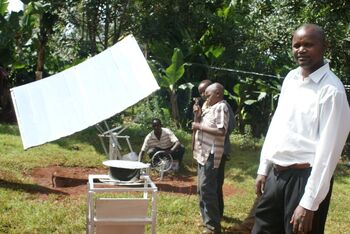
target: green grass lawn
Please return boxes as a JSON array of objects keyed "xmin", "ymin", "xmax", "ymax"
[{"xmin": 0, "ymin": 123, "xmax": 349, "ymax": 233}]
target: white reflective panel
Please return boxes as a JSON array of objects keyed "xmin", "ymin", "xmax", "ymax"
[{"xmin": 11, "ymin": 35, "xmax": 159, "ymax": 149}]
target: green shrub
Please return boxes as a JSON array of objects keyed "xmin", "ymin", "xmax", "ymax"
[
  {"xmin": 231, "ymin": 125, "xmax": 264, "ymax": 151},
  {"xmin": 125, "ymin": 93, "xmax": 174, "ymax": 129}
]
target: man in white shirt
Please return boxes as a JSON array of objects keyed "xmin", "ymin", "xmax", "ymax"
[{"xmin": 252, "ymin": 24, "xmax": 350, "ymax": 234}]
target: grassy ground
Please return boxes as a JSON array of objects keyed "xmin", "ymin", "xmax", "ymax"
[{"xmin": 0, "ymin": 123, "xmax": 349, "ymax": 233}]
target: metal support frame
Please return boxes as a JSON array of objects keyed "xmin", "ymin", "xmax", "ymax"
[
  {"xmin": 86, "ymin": 174, "xmax": 157, "ymax": 234},
  {"xmin": 96, "ymin": 121, "xmax": 134, "ymax": 160}
]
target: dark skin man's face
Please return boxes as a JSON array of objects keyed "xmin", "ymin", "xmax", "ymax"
[
  {"xmin": 198, "ymin": 83, "xmax": 209, "ymax": 99},
  {"xmin": 152, "ymin": 120, "xmax": 162, "ymax": 136},
  {"xmin": 205, "ymin": 87, "xmax": 219, "ymax": 106},
  {"xmin": 292, "ymin": 27, "xmax": 326, "ymax": 76}
]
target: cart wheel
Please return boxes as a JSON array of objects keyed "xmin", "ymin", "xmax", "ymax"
[{"xmin": 151, "ymin": 151, "xmax": 173, "ymax": 172}]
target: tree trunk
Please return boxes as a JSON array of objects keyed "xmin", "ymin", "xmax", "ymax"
[
  {"xmin": 103, "ymin": 0, "xmax": 110, "ymax": 49},
  {"xmin": 86, "ymin": 2, "xmax": 98, "ymax": 54},
  {"xmin": 35, "ymin": 45, "xmax": 45, "ymax": 80},
  {"xmin": 115, "ymin": 0, "xmax": 131, "ymax": 42},
  {"xmin": 112, "ymin": 3, "xmax": 118, "ymax": 44},
  {"xmin": 0, "ymin": 67, "xmax": 15, "ymax": 123},
  {"xmin": 236, "ymin": 104, "xmax": 245, "ymax": 134},
  {"xmin": 35, "ymin": 12, "xmax": 56, "ymax": 80},
  {"xmin": 170, "ymin": 90, "xmax": 180, "ymax": 128},
  {"xmin": 35, "ymin": 15, "xmax": 47, "ymax": 80}
]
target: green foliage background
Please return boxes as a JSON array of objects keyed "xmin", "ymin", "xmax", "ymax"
[{"xmin": 1, "ymin": 0, "xmax": 350, "ymax": 137}]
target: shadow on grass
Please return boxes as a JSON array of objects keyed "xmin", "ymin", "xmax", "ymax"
[
  {"xmin": 0, "ymin": 179, "xmax": 68, "ymax": 196},
  {"xmin": 222, "ymin": 215, "xmax": 243, "ymax": 224}
]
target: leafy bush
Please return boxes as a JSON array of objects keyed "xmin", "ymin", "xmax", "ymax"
[
  {"xmin": 125, "ymin": 93, "xmax": 175, "ymax": 129},
  {"xmin": 231, "ymin": 125, "xmax": 264, "ymax": 151}
]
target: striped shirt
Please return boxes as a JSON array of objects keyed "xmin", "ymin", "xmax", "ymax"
[
  {"xmin": 193, "ymin": 100, "xmax": 228, "ymax": 168},
  {"xmin": 141, "ymin": 127, "xmax": 179, "ymax": 152}
]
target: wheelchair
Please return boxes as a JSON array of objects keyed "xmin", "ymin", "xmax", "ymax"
[{"xmin": 150, "ymin": 150, "xmax": 174, "ymax": 173}]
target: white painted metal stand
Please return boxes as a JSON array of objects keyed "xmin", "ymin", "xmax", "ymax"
[{"xmin": 87, "ymin": 174, "xmax": 157, "ymax": 234}]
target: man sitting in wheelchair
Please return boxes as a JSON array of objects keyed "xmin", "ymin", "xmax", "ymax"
[{"xmin": 138, "ymin": 118, "xmax": 185, "ymax": 171}]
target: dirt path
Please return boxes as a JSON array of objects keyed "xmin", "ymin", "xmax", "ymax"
[{"xmin": 26, "ymin": 166, "xmax": 239, "ymax": 199}]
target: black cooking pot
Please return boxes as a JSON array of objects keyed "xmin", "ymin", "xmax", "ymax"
[{"xmin": 103, "ymin": 160, "xmax": 149, "ymax": 181}]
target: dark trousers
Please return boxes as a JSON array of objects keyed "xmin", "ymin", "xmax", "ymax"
[
  {"xmin": 217, "ymin": 154, "xmax": 227, "ymax": 217},
  {"xmin": 252, "ymin": 168, "xmax": 333, "ymax": 234},
  {"xmin": 148, "ymin": 144, "xmax": 185, "ymax": 164},
  {"xmin": 198, "ymin": 154, "xmax": 221, "ymax": 232}
]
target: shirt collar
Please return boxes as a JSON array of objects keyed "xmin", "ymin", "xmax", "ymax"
[
  {"xmin": 296, "ymin": 62, "xmax": 330, "ymax": 83},
  {"xmin": 151, "ymin": 128, "xmax": 163, "ymax": 138}
]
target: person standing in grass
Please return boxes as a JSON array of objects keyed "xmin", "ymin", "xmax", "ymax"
[
  {"xmin": 253, "ymin": 24, "xmax": 350, "ymax": 234},
  {"xmin": 194, "ymin": 79, "xmax": 235, "ymax": 218},
  {"xmin": 192, "ymin": 83, "xmax": 229, "ymax": 234}
]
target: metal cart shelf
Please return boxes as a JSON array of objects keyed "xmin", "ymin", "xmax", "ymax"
[{"xmin": 87, "ymin": 174, "xmax": 157, "ymax": 234}]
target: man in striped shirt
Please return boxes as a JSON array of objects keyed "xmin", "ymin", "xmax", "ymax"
[
  {"xmin": 194, "ymin": 79, "xmax": 235, "ymax": 218},
  {"xmin": 192, "ymin": 83, "xmax": 229, "ymax": 234},
  {"xmin": 139, "ymin": 118, "xmax": 185, "ymax": 167}
]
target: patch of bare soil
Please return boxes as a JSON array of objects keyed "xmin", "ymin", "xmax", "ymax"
[
  {"xmin": 24, "ymin": 166, "xmax": 107, "ymax": 199},
  {"xmin": 26, "ymin": 166, "xmax": 239, "ymax": 199}
]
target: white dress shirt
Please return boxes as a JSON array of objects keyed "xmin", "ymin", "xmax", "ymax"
[{"xmin": 257, "ymin": 62, "xmax": 350, "ymax": 211}]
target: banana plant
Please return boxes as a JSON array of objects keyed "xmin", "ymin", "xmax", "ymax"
[
  {"xmin": 226, "ymin": 80, "xmax": 256, "ymax": 134},
  {"xmin": 154, "ymin": 47, "xmax": 185, "ymax": 127},
  {"xmin": 226, "ymin": 76, "xmax": 280, "ymax": 134}
]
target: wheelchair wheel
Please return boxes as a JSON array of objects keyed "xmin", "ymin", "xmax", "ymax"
[{"xmin": 151, "ymin": 150, "xmax": 173, "ymax": 172}]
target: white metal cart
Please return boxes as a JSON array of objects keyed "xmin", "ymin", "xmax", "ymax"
[{"xmin": 87, "ymin": 174, "xmax": 157, "ymax": 234}]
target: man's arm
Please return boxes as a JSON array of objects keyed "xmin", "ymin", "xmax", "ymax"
[
  {"xmin": 192, "ymin": 102, "xmax": 228, "ymax": 136},
  {"xmin": 192, "ymin": 101, "xmax": 202, "ymax": 150},
  {"xmin": 193, "ymin": 101, "xmax": 202, "ymax": 123},
  {"xmin": 164, "ymin": 141, "xmax": 181, "ymax": 155},
  {"xmin": 138, "ymin": 134, "xmax": 151, "ymax": 161},
  {"xmin": 292, "ymin": 91, "xmax": 350, "ymax": 233},
  {"xmin": 138, "ymin": 150, "xmax": 145, "ymax": 161},
  {"xmin": 170, "ymin": 141, "xmax": 181, "ymax": 152},
  {"xmin": 300, "ymin": 91, "xmax": 350, "ymax": 211},
  {"xmin": 192, "ymin": 122, "xmax": 225, "ymax": 136}
]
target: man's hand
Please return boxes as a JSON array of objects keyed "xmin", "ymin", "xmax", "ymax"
[
  {"xmin": 192, "ymin": 122, "xmax": 201, "ymax": 131},
  {"xmin": 193, "ymin": 103, "xmax": 202, "ymax": 122},
  {"xmin": 255, "ymin": 174, "xmax": 267, "ymax": 196},
  {"xmin": 290, "ymin": 205, "xmax": 314, "ymax": 234},
  {"xmin": 138, "ymin": 151, "xmax": 145, "ymax": 161}
]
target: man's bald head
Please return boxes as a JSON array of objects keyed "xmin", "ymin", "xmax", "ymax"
[
  {"xmin": 205, "ymin": 82, "xmax": 224, "ymax": 106},
  {"xmin": 209, "ymin": 83, "xmax": 224, "ymax": 97}
]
